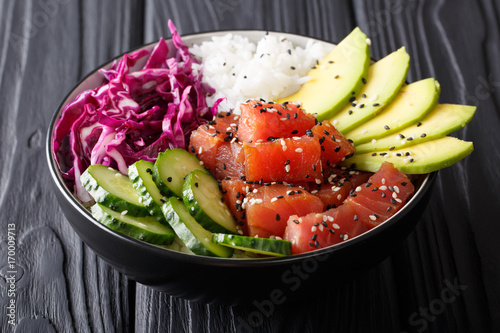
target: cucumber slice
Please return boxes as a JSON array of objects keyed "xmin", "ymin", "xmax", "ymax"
[
  {"xmin": 128, "ymin": 160, "xmax": 168, "ymax": 223},
  {"xmin": 212, "ymin": 234, "xmax": 292, "ymax": 257},
  {"xmin": 81, "ymin": 165, "xmax": 150, "ymax": 217},
  {"xmin": 182, "ymin": 170, "xmax": 237, "ymax": 234},
  {"xmin": 152, "ymin": 148, "xmax": 207, "ymax": 197},
  {"xmin": 161, "ymin": 198, "xmax": 234, "ymax": 257},
  {"xmin": 91, "ymin": 204, "xmax": 175, "ymax": 245}
]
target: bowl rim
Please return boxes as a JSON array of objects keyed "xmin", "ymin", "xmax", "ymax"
[{"xmin": 46, "ymin": 29, "xmax": 436, "ymax": 267}]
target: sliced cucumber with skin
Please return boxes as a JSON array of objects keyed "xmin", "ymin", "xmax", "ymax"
[
  {"xmin": 91, "ymin": 203, "xmax": 175, "ymax": 245},
  {"xmin": 182, "ymin": 170, "xmax": 238, "ymax": 234},
  {"xmin": 152, "ymin": 148, "xmax": 207, "ymax": 197},
  {"xmin": 81, "ymin": 164, "xmax": 150, "ymax": 217},
  {"xmin": 212, "ymin": 234, "xmax": 292, "ymax": 257},
  {"xmin": 162, "ymin": 197, "xmax": 234, "ymax": 257},
  {"xmin": 128, "ymin": 160, "xmax": 167, "ymax": 222}
]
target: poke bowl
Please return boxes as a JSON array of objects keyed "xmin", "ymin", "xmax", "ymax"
[{"xmin": 46, "ymin": 24, "xmax": 472, "ymax": 304}]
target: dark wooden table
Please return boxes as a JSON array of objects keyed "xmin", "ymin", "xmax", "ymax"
[{"xmin": 1, "ymin": 0, "xmax": 499, "ymax": 332}]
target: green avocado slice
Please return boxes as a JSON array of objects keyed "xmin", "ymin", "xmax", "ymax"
[
  {"xmin": 277, "ymin": 27, "xmax": 371, "ymax": 120},
  {"xmin": 345, "ymin": 78, "xmax": 440, "ymax": 145},
  {"xmin": 354, "ymin": 104, "xmax": 476, "ymax": 154},
  {"xmin": 343, "ymin": 136, "xmax": 473, "ymax": 174},
  {"xmin": 331, "ymin": 47, "xmax": 410, "ymax": 133}
]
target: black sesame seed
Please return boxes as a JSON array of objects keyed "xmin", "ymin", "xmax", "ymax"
[
  {"xmin": 384, "ymin": 125, "xmax": 390, "ymax": 130},
  {"xmin": 305, "ymin": 129, "xmax": 314, "ymax": 137},
  {"xmin": 195, "ymin": 182, "xmax": 199, "ymax": 187},
  {"xmin": 312, "ymin": 234, "xmax": 317, "ymax": 241},
  {"xmin": 417, "ymin": 122, "xmax": 422, "ymax": 127},
  {"xmin": 362, "ymin": 77, "xmax": 367, "ymax": 84},
  {"xmin": 421, "ymin": 133, "xmax": 427, "ymax": 138},
  {"xmin": 276, "ymin": 214, "xmax": 281, "ymax": 221},
  {"xmin": 146, "ymin": 168, "xmax": 152, "ymax": 174},
  {"xmin": 348, "ymin": 110, "xmax": 353, "ymax": 115},
  {"xmin": 372, "ymin": 187, "xmax": 379, "ymax": 191},
  {"xmin": 291, "ymin": 130, "xmax": 298, "ymax": 134},
  {"xmin": 373, "ymin": 103, "xmax": 380, "ymax": 107},
  {"xmin": 293, "ymin": 219, "xmax": 300, "ymax": 224},
  {"xmin": 354, "ymin": 215, "xmax": 359, "ymax": 221},
  {"xmin": 167, "ymin": 177, "xmax": 173, "ymax": 182},
  {"xmin": 329, "ymin": 229, "xmax": 335, "ymax": 234}
]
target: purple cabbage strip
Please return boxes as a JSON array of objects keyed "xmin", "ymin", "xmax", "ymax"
[{"xmin": 52, "ymin": 20, "xmax": 219, "ymax": 202}]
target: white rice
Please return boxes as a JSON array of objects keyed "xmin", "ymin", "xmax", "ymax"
[{"xmin": 189, "ymin": 33, "xmax": 333, "ymax": 113}]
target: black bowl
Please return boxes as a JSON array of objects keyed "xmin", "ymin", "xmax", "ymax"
[{"xmin": 46, "ymin": 30, "xmax": 436, "ymax": 304}]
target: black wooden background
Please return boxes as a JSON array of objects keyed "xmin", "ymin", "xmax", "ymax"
[{"xmin": 1, "ymin": 0, "xmax": 499, "ymax": 332}]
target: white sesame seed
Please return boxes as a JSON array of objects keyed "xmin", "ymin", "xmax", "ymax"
[
  {"xmin": 381, "ymin": 178, "xmax": 386, "ymax": 184},
  {"xmin": 366, "ymin": 38, "xmax": 371, "ymax": 45},
  {"xmin": 369, "ymin": 215, "xmax": 377, "ymax": 221},
  {"xmin": 394, "ymin": 186, "xmax": 400, "ymax": 193},
  {"xmin": 198, "ymin": 147, "xmax": 203, "ymax": 154},
  {"xmin": 396, "ymin": 198, "xmax": 402, "ymax": 203},
  {"xmin": 328, "ymin": 216, "xmax": 334, "ymax": 222},
  {"xmin": 295, "ymin": 148, "xmax": 303, "ymax": 153},
  {"xmin": 311, "ymin": 226, "xmax": 317, "ymax": 232},
  {"xmin": 319, "ymin": 224, "xmax": 324, "ymax": 232},
  {"xmin": 355, "ymin": 186, "xmax": 362, "ymax": 192},
  {"xmin": 344, "ymin": 234, "xmax": 349, "ymax": 240},
  {"xmin": 392, "ymin": 192, "xmax": 398, "ymax": 199},
  {"xmin": 337, "ymin": 194, "xmax": 342, "ymax": 200},
  {"xmin": 121, "ymin": 210, "xmax": 128, "ymax": 215},
  {"xmin": 315, "ymin": 178, "xmax": 322, "ymax": 184},
  {"xmin": 332, "ymin": 223, "xmax": 340, "ymax": 229},
  {"xmin": 371, "ymin": 139, "xmax": 377, "ymax": 143},
  {"xmin": 271, "ymin": 197, "xmax": 278, "ymax": 203},
  {"xmin": 379, "ymin": 185, "xmax": 387, "ymax": 191}
]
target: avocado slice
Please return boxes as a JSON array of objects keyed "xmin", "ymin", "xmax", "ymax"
[
  {"xmin": 355, "ymin": 104, "xmax": 476, "ymax": 154},
  {"xmin": 330, "ymin": 47, "xmax": 410, "ymax": 133},
  {"xmin": 345, "ymin": 78, "xmax": 440, "ymax": 145},
  {"xmin": 343, "ymin": 136, "xmax": 473, "ymax": 174},
  {"xmin": 277, "ymin": 27, "xmax": 371, "ymax": 121}
]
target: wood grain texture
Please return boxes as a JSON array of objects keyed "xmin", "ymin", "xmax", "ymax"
[{"xmin": 1, "ymin": 0, "xmax": 499, "ymax": 332}]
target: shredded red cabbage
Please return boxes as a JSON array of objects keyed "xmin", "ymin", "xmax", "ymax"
[{"xmin": 52, "ymin": 21, "xmax": 219, "ymax": 202}]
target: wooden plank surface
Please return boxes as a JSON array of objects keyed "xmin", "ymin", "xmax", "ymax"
[{"xmin": 1, "ymin": 0, "xmax": 499, "ymax": 332}]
